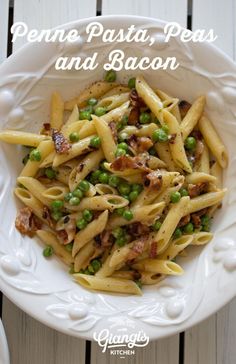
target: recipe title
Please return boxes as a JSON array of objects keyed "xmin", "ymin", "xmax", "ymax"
[{"xmin": 11, "ymin": 22, "xmax": 217, "ymax": 71}]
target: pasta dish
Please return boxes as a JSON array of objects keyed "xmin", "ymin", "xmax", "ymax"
[{"xmin": 0, "ymin": 73, "xmax": 227, "ymax": 295}]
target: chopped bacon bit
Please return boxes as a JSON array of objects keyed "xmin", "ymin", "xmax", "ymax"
[
  {"xmin": 42, "ymin": 206, "xmax": 54, "ymax": 228},
  {"xmin": 168, "ymin": 133, "xmax": 177, "ymax": 144},
  {"xmin": 127, "ymin": 238, "xmax": 146, "ymax": 261},
  {"xmin": 15, "ymin": 207, "xmax": 42, "ymax": 237},
  {"xmin": 191, "ymin": 214, "xmax": 201, "ymax": 229},
  {"xmin": 143, "ymin": 171, "xmax": 163, "ymax": 189},
  {"xmin": 133, "ymin": 270, "xmax": 142, "ymax": 280},
  {"xmin": 128, "ymin": 135, "xmax": 153, "ymax": 153},
  {"xmin": 129, "ymin": 89, "xmax": 145, "ymax": 108},
  {"xmin": 57, "ymin": 230, "xmax": 68, "ymax": 244},
  {"xmin": 188, "ymin": 182, "xmax": 209, "ymax": 198},
  {"xmin": 52, "ymin": 129, "xmax": 71, "ymax": 154},
  {"xmin": 108, "ymin": 121, "xmax": 118, "ymax": 142},
  {"xmin": 191, "ymin": 130, "xmax": 203, "ymax": 141},
  {"xmin": 178, "ymin": 214, "xmax": 191, "ymax": 228},
  {"xmin": 41, "ymin": 123, "xmax": 51, "ymax": 135},
  {"xmin": 110, "ymin": 155, "xmax": 151, "ymax": 172},
  {"xmin": 56, "ymin": 216, "xmax": 76, "ymax": 244},
  {"xmin": 149, "ymin": 241, "xmax": 157, "ymax": 258},
  {"xmin": 128, "ymin": 107, "xmax": 140, "ymax": 125},
  {"xmin": 127, "ymin": 223, "xmax": 150, "ymax": 237},
  {"xmin": 100, "ymin": 230, "xmax": 113, "ymax": 248},
  {"xmin": 179, "ymin": 100, "xmax": 191, "ymax": 119}
]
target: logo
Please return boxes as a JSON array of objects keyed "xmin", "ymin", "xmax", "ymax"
[{"xmin": 93, "ymin": 328, "xmax": 149, "ymax": 359}]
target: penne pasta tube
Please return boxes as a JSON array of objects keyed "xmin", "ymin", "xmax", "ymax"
[
  {"xmin": 197, "ymin": 142, "xmax": 210, "ymax": 174},
  {"xmin": 120, "ymin": 123, "xmax": 157, "ymax": 138},
  {"xmin": 20, "ymin": 140, "xmax": 54, "ymax": 177},
  {"xmin": 36, "ymin": 230, "xmax": 73, "ymax": 266},
  {"xmin": 0, "ymin": 130, "xmax": 50, "ymax": 147},
  {"xmin": 74, "ymin": 240, "xmax": 95, "ymax": 272},
  {"xmin": 77, "ymin": 120, "xmax": 96, "ymax": 139},
  {"xmin": 62, "ymin": 105, "xmax": 79, "ymax": 128},
  {"xmin": 64, "ymin": 81, "xmax": 118, "ymax": 110},
  {"xmin": 42, "ymin": 185, "xmax": 69, "ymax": 200},
  {"xmin": 210, "ymin": 162, "xmax": 222, "ymax": 188},
  {"xmin": 111, "ymin": 270, "xmax": 136, "ymax": 280},
  {"xmin": 92, "ymin": 115, "xmax": 116, "ymax": 162},
  {"xmin": 52, "ymin": 136, "xmax": 94, "ymax": 167},
  {"xmin": 185, "ymin": 172, "xmax": 217, "ymax": 184},
  {"xmin": 107, "ymin": 202, "xmax": 165, "ymax": 229},
  {"xmin": 17, "ymin": 176, "xmax": 50, "ymax": 206},
  {"xmin": 132, "ymin": 259, "xmax": 184, "ymax": 275},
  {"xmin": 50, "ymin": 91, "xmax": 64, "ymax": 130},
  {"xmin": 39, "ymin": 151, "xmax": 55, "ymax": 168},
  {"xmin": 62, "ymin": 120, "xmax": 85, "ymax": 138},
  {"xmin": 153, "ymin": 196, "xmax": 190, "ymax": 254},
  {"xmin": 198, "ymin": 115, "xmax": 228, "ymax": 168},
  {"xmin": 73, "ymin": 274, "xmax": 142, "ymax": 295},
  {"xmin": 95, "ymin": 184, "xmax": 117, "ymax": 195},
  {"xmin": 180, "ymin": 96, "xmax": 205, "ymax": 140},
  {"xmin": 158, "ymin": 235, "xmax": 194, "ymax": 260},
  {"xmin": 185, "ymin": 189, "xmax": 226, "ymax": 214},
  {"xmin": 72, "ymin": 210, "xmax": 108, "ymax": 256},
  {"xmin": 139, "ymin": 271, "xmax": 165, "ymax": 285},
  {"xmin": 102, "ymin": 101, "xmax": 130, "ymax": 123},
  {"xmin": 96, "ymin": 92, "xmax": 129, "ymax": 111},
  {"xmin": 163, "ymin": 109, "xmax": 192, "ymax": 173},
  {"xmin": 68, "ymin": 149, "xmax": 104, "ymax": 191},
  {"xmin": 191, "ymin": 232, "xmax": 213, "ymax": 246},
  {"xmin": 95, "ymin": 244, "xmax": 118, "ymax": 278},
  {"xmin": 155, "ymin": 142, "xmax": 179, "ymax": 172},
  {"xmin": 65, "ymin": 194, "xmax": 128, "ymax": 212}
]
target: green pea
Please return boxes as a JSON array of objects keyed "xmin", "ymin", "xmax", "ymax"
[
  {"xmin": 112, "ymin": 227, "xmax": 124, "ymax": 239},
  {"xmin": 201, "ymin": 215, "xmax": 210, "ymax": 225},
  {"xmin": 83, "ymin": 209, "xmax": 93, "ymax": 222},
  {"xmin": 88, "ymin": 264, "xmax": 95, "ymax": 274},
  {"xmin": 90, "ymin": 136, "xmax": 101, "ymax": 148},
  {"xmin": 108, "ymin": 175, "xmax": 120, "ymax": 187},
  {"xmin": 132, "ymin": 184, "xmax": 143, "ymax": 193},
  {"xmin": 116, "ymin": 235, "xmax": 128, "ymax": 247},
  {"xmin": 185, "ymin": 136, "xmax": 197, "ymax": 151},
  {"xmin": 201, "ymin": 224, "xmax": 211, "ymax": 232},
  {"xmin": 135, "ymin": 280, "xmax": 142, "ymax": 289},
  {"xmin": 173, "ymin": 228, "xmax": 182, "ymax": 239},
  {"xmin": 115, "ymin": 148, "xmax": 126, "ymax": 157},
  {"xmin": 152, "ymin": 221, "xmax": 162, "ymax": 231},
  {"xmin": 98, "ymin": 172, "xmax": 109, "ymax": 184},
  {"xmin": 152, "ymin": 129, "xmax": 169, "ymax": 143},
  {"xmin": 87, "ymin": 97, "xmax": 98, "ymax": 106},
  {"xmin": 95, "ymin": 107, "xmax": 107, "ymax": 117},
  {"xmin": 91, "ymin": 259, "xmax": 101, "ymax": 272},
  {"xmin": 116, "ymin": 207, "xmax": 125, "ymax": 216},
  {"xmin": 118, "ymin": 142, "xmax": 128, "ymax": 151},
  {"xmin": 183, "ymin": 222, "xmax": 194, "ymax": 234},
  {"xmin": 129, "ymin": 190, "xmax": 139, "ymax": 202},
  {"xmin": 148, "ymin": 147, "xmax": 157, "ymax": 156},
  {"xmin": 43, "ymin": 245, "xmax": 54, "ymax": 257},
  {"xmin": 170, "ymin": 191, "xmax": 181, "ymax": 203},
  {"xmin": 64, "ymin": 192, "xmax": 73, "ymax": 202},
  {"xmin": 162, "ymin": 124, "xmax": 169, "ymax": 133},
  {"xmin": 45, "ymin": 167, "xmax": 57, "ymax": 179},
  {"xmin": 123, "ymin": 210, "xmax": 133, "ymax": 221},
  {"xmin": 128, "ymin": 77, "xmax": 136, "ymax": 89},
  {"xmin": 69, "ymin": 197, "xmax": 81, "ymax": 206},
  {"xmin": 51, "ymin": 211, "xmax": 62, "ymax": 221},
  {"xmin": 29, "ymin": 149, "xmax": 41, "ymax": 162},
  {"xmin": 118, "ymin": 182, "xmax": 131, "ymax": 195},
  {"xmin": 69, "ymin": 132, "xmax": 80, "ymax": 143},
  {"xmin": 51, "ymin": 200, "xmax": 64, "ymax": 211},
  {"xmin": 78, "ymin": 180, "xmax": 90, "ymax": 192},
  {"xmin": 84, "ymin": 268, "xmax": 92, "ymax": 275},
  {"xmin": 105, "ymin": 70, "xmax": 116, "ymax": 82},
  {"xmin": 76, "ymin": 218, "xmax": 87, "ymax": 230},
  {"xmin": 79, "ymin": 110, "xmax": 91, "ymax": 120},
  {"xmin": 90, "ymin": 170, "xmax": 101, "ymax": 184},
  {"xmin": 179, "ymin": 188, "xmax": 189, "ymax": 197},
  {"xmin": 22, "ymin": 154, "xmax": 29, "ymax": 165},
  {"xmin": 72, "ymin": 188, "xmax": 84, "ymax": 199},
  {"xmin": 65, "ymin": 242, "xmax": 73, "ymax": 252},
  {"xmin": 139, "ymin": 112, "xmax": 151, "ymax": 124}
]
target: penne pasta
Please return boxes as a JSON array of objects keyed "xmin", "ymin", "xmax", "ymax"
[
  {"xmin": 180, "ymin": 96, "xmax": 205, "ymax": 140},
  {"xmin": 0, "ymin": 130, "xmax": 50, "ymax": 146},
  {"xmin": 50, "ymin": 91, "xmax": 64, "ymax": 130},
  {"xmin": 92, "ymin": 115, "xmax": 116, "ymax": 162},
  {"xmin": 132, "ymin": 259, "xmax": 184, "ymax": 275}
]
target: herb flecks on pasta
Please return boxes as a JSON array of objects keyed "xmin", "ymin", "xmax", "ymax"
[{"xmin": 0, "ymin": 72, "xmax": 227, "ymax": 296}]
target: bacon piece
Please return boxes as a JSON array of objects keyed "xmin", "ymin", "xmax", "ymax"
[
  {"xmin": 178, "ymin": 214, "xmax": 191, "ymax": 228},
  {"xmin": 191, "ymin": 208, "xmax": 209, "ymax": 228},
  {"xmin": 149, "ymin": 241, "xmax": 157, "ymax": 258},
  {"xmin": 100, "ymin": 230, "xmax": 113, "ymax": 248},
  {"xmin": 108, "ymin": 121, "xmax": 118, "ymax": 142},
  {"xmin": 128, "ymin": 107, "xmax": 140, "ymax": 125},
  {"xmin": 179, "ymin": 100, "xmax": 191, "ymax": 119},
  {"xmin": 127, "ymin": 239, "xmax": 146, "ymax": 261},
  {"xmin": 42, "ymin": 206, "xmax": 54, "ymax": 228},
  {"xmin": 52, "ymin": 129, "xmax": 71, "ymax": 154},
  {"xmin": 129, "ymin": 89, "xmax": 145, "ymax": 108},
  {"xmin": 188, "ymin": 182, "xmax": 209, "ymax": 198},
  {"xmin": 128, "ymin": 135, "xmax": 153, "ymax": 153},
  {"xmin": 56, "ymin": 216, "xmax": 76, "ymax": 245},
  {"xmin": 41, "ymin": 123, "xmax": 51, "ymax": 136},
  {"xmin": 15, "ymin": 207, "xmax": 42, "ymax": 237},
  {"xmin": 111, "ymin": 155, "xmax": 151, "ymax": 173},
  {"xmin": 127, "ymin": 223, "xmax": 150, "ymax": 237},
  {"xmin": 143, "ymin": 171, "xmax": 163, "ymax": 189}
]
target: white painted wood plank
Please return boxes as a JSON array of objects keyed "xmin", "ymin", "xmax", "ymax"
[
  {"xmin": 192, "ymin": 0, "xmax": 235, "ymax": 58},
  {"xmin": 102, "ymin": 0, "xmax": 188, "ymax": 27},
  {"xmin": 2, "ymin": 298, "xmax": 85, "ymax": 364},
  {"xmin": 185, "ymin": 1, "xmax": 236, "ymax": 363},
  {"xmin": 0, "ymin": 0, "xmax": 9, "ymax": 63},
  {"xmin": 13, "ymin": 0, "xmax": 97, "ymax": 50},
  {"xmin": 91, "ymin": 336, "xmax": 179, "ymax": 364}
]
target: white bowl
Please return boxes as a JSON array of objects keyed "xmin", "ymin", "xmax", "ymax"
[
  {"xmin": 0, "ymin": 15, "xmax": 236, "ymax": 341},
  {"xmin": 0, "ymin": 320, "xmax": 10, "ymax": 364}
]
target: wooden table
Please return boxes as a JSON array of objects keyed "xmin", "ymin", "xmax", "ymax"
[{"xmin": 0, "ymin": 1, "xmax": 236, "ymax": 363}]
